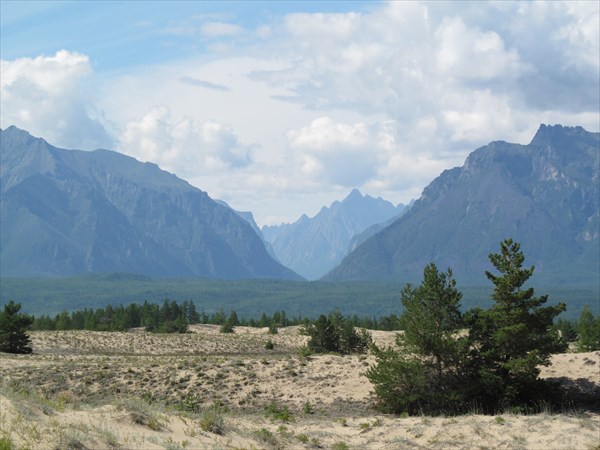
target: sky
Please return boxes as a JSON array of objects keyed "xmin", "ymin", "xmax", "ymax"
[{"xmin": 1, "ymin": 1, "xmax": 599, "ymax": 226}]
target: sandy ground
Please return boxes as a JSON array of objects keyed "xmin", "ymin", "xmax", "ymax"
[{"xmin": 0, "ymin": 326, "xmax": 598, "ymax": 449}]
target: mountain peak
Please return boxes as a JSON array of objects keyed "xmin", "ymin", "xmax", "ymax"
[
  {"xmin": 1, "ymin": 125, "xmax": 39, "ymax": 145},
  {"xmin": 530, "ymin": 123, "xmax": 588, "ymax": 146},
  {"xmin": 345, "ymin": 188, "xmax": 362, "ymax": 199},
  {"xmin": 262, "ymin": 189, "xmax": 402, "ymax": 279},
  {"xmin": 341, "ymin": 188, "xmax": 366, "ymax": 207}
]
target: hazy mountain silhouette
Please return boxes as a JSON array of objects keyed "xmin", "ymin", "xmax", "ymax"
[
  {"xmin": 262, "ymin": 189, "xmax": 406, "ymax": 279},
  {"xmin": 324, "ymin": 125, "xmax": 599, "ymax": 286},
  {"xmin": 0, "ymin": 126, "xmax": 301, "ymax": 280}
]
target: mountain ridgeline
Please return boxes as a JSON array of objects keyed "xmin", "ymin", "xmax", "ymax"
[
  {"xmin": 324, "ymin": 125, "xmax": 599, "ymax": 286},
  {"xmin": 0, "ymin": 126, "xmax": 301, "ymax": 280},
  {"xmin": 261, "ymin": 189, "xmax": 407, "ymax": 280}
]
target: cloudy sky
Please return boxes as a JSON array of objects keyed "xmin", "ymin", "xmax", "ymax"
[{"xmin": 1, "ymin": 1, "xmax": 599, "ymax": 226}]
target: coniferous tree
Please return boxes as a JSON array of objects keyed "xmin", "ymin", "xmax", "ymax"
[
  {"xmin": 367, "ymin": 264, "xmax": 468, "ymax": 414},
  {"xmin": 0, "ymin": 301, "xmax": 33, "ymax": 354},
  {"xmin": 466, "ymin": 239, "xmax": 566, "ymax": 409},
  {"xmin": 302, "ymin": 311, "xmax": 371, "ymax": 354},
  {"xmin": 577, "ymin": 304, "xmax": 600, "ymax": 352}
]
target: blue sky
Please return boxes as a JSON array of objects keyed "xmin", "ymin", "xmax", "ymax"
[
  {"xmin": 1, "ymin": 1, "xmax": 374, "ymax": 71},
  {"xmin": 1, "ymin": 1, "xmax": 599, "ymax": 225}
]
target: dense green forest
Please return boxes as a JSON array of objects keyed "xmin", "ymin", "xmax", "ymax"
[{"xmin": 1, "ymin": 274, "xmax": 595, "ymax": 320}]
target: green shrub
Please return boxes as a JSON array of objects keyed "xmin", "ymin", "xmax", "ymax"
[
  {"xmin": 0, "ymin": 436, "xmax": 14, "ymax": 450},
  {"xmin": 265, "ymin": 401, "xmax": 293, "ymax": 422}
]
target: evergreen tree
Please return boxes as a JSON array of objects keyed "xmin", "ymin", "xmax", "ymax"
[
  {"xmin": 55, "ymin": 311, "xmax": 71, "ymax": 330},
  {"xmin": 220, "ymin": 310, "xmax": 238, "ymax": 333},
  {"xmin": 302, "ymin": 312, "xmax": 370, "ymax": 354},
  {"xmin": 367, "ymin": 264, "xmax": 468, "ymax": 414},
  {"xmin": 303, "ymin": 315, "xmax": 338, "ymax": 353},
  {"xmin": 0, "ymin": 301, "xmax": 33, "ymax": 354},
  {"xmin": 577, "ymin": 305, "xmax": 600, "ymax": 352},
  {"xmin": 466, "ymin": 239, "xmax": 566, "ymax": 409}
]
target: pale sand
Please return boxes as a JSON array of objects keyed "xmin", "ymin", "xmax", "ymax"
[{"xmin": 1, "ymin": 326, "xmax": 598, "ymax": 449}]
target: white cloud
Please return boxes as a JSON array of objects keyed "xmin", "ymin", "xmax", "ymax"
[
  {"xmin": 287, "ymin": 117, "xmax": 386, "ymax": 187},
  {"xmin": 0, "ymin": 50, "xmax": 113, "ymax": 150},
  {"xmin": 434, "ymin": 16, "xmax": 528, "ymax": 81},
  {"xmin": 119, "ymin": 106, "xmax": 253, "ymax": 177}
]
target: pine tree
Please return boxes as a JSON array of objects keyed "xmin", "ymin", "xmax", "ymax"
[
  {"xmin": 577, "ymin": 305, "xmax": 600, "ymax": 352},
  {"xmin": 466, "ymin": 239, "xmax": 566, "ymax": 409},
  {"xmin": 366, "ymin": 264, "xmax": 468, "ymax": 414},
  {"xmin": 0, "ymin": 301, "xmax": 33, "ymax": 354}
]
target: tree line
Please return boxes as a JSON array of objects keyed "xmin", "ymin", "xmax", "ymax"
[{"xmin": 27, "ymin": 299, "xmax": 403, "ymax": 334}]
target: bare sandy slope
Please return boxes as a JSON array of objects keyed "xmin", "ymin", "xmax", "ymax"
[{"xmin": 1, "ymin": 326, "xmax": 598, "ymax": 449}]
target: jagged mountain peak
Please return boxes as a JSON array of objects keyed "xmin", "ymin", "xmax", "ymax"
[{"xmin": 261, "ymin": 189, "xmax": 406, "ymax": 280}]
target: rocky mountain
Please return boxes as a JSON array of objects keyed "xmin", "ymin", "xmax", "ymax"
[
  {"xmin": 261, "ymin": 189, "xmax": 407, "ymax": 280},
  {"xmin": 346, "ymin": 199, "xmax": 414, "ymax": 255},
  {"xmin": 0, "ymin": 126, "xmax": 301, "ymax": 280},
  {"xmin": 324, "ymin": 125, "xmax": 599, "ymax": 286}
]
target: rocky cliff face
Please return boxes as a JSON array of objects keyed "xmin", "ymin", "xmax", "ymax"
[
  {"xmin": 262, "ymin": 189, "xmax": 406, "ymax": 280},
  {"xmin": 324, "ymin": 125, "xmax": 599, "ymax": 285},
  {"xmin": 0, "ymin": 126, "xmax": 301, "ymax": 280}
]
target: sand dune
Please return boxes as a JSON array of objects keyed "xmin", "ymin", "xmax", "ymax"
[{"xmin": 1, "ymin": 326, "xmax": 598, "ymax": 449}]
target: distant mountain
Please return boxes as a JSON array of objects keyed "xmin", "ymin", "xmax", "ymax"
[
  {"xmin": 324, "ymin": 125, "xmax": 599, "ymax": 286},
  {"xmin": 0, "ymin": 126, "xmax": 301, "ymax": 280},
  {"xmin": 261, "ymin": 189, "xmax": 407, "ymax": 279},
  {"xmin": 346, "ymin": 199, "xmax": 414, "ymax": 255}
]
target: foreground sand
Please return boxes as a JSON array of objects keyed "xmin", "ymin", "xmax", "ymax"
[{"xmin": 0, "ymin": 326, "xmax": 598, "ymax": 449}]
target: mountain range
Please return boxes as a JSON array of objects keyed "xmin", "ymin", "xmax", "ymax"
[
  {"xmin": 2, "ymin": 124, "xmax": 597, "ymax": 288},
  {"xmin": 0, "ymin": 126, "xmax": 300, "ymax": 280},
  {"xmin": 261, "ymin": 189, "xmax": 407, "ymax": 279},
  {"xmin": 324, "ymin": 124, "xmax": 599, "ymax": 286}
]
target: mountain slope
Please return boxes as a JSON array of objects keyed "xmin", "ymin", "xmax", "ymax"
[
  {"xmin": 0, "ymin": 126, "xmax": 301, "ymax": 280},
  {"xmin": 324, "ymin": 125, "xmax": 599, "ymax": 285},
  {"xmin": 261, "ymin": 189, "xmax": 406, "ymax": 279}
]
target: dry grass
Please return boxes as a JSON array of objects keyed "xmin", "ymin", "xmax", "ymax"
[{"xmin": 0, "ymin": 326, "xmax": 598, "ymax": 449}]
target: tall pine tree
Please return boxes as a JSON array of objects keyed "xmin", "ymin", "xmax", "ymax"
[
  {"xmin": 367, "ymin": 264, "xmax": 469, "ymax": 414},
  {"xmin": 466, "ymin": 239, "xmax": 566, "ymax": 409}
]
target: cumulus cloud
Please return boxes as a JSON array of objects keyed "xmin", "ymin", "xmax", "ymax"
[
  {"xmin": 285, "ymin": 117, "xmax": 457, "ymax": 196},
  {"xmin": 0, "ymin": 50, "xmax": 113, "ymax": 150},
  {"xmin": 287, "ymin": 117, "xmax": 381, "ymax": 187},
  {"xmin": 119, "ymin": 106, "xmax": 253, "ymax": 177},
  {"xmin": 255, "ymin": 1, "xmax": 598, "ymax": 127},
  {"xmin": 434, "ymin": 16, "xmax": 528, "ymax": 82}
]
